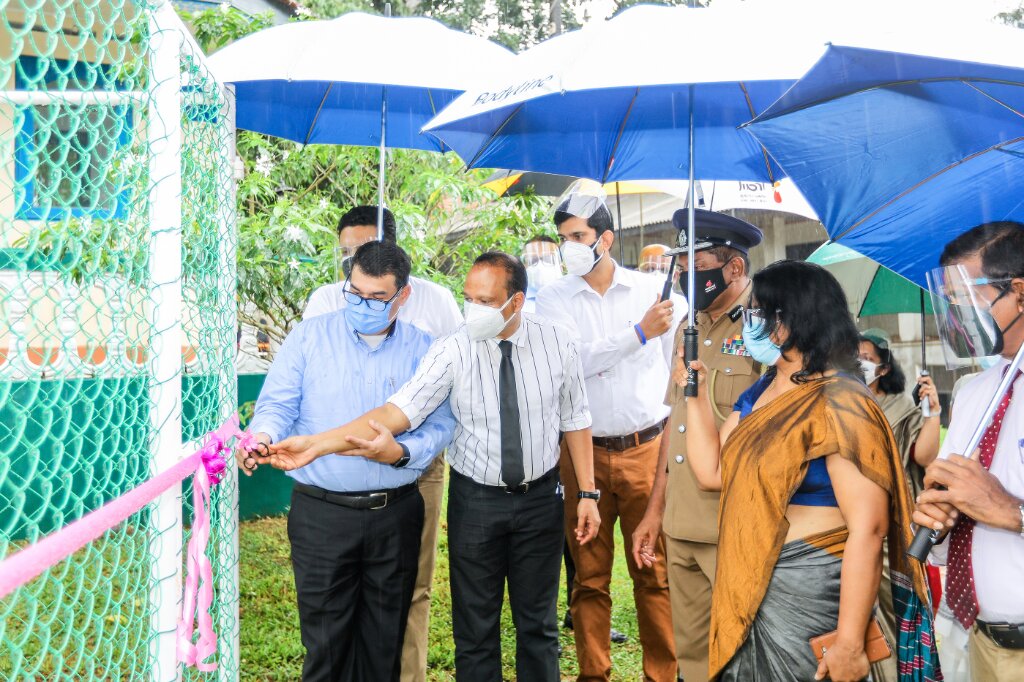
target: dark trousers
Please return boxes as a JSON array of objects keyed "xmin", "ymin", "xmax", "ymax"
[
  {"xmin": 447, "ymin": 469, "xmax": 564, "ymax": 682},
  {"xmin": 288, "ymin": 486, "xmax": 424, "ymax": 682}
]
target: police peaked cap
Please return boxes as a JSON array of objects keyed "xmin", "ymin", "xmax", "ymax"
[{"xmin": 667, "ymin": 209, "xmax": 763, "ymax": 255}]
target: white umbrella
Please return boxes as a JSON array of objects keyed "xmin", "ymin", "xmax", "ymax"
[{"xmin": 209, "ymin": 12, "xmax": 513, "ymax": 237}]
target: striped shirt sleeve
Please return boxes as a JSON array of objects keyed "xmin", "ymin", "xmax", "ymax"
[
  {"xmin": 558, "ymin": 335, "xmax": 592, "ymax": 431},
  {"xmin": 387, "ymin": 335, "xmax": 456, "ymax": 430}
]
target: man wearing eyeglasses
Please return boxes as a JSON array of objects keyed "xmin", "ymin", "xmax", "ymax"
[
  {"xmin": 240, "ymin": 241, "xmax": 457, "ymax": 682},
  {"xmin": 303, "ymin": 205, "xmax": 461, "ymax": 682},
  {"xmin": 630, "ymin": 210, "xmax": 763, "ymax": 682}
]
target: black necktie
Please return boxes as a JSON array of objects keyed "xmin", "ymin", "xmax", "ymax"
[{"xmin": 498, "ymin": 340, "xmax": 525, "ymax": 487}]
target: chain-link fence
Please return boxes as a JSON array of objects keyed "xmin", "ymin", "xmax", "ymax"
[{"xmin": 0, "ymin": 1, "xmax": 238, "ymax": 679}]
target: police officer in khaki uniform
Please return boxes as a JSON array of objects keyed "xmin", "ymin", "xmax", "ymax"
[{"xmin": 631, "ymin": 210, "xmax": 763, "ymax": 682}]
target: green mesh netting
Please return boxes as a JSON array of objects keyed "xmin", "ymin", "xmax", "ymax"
[{"xmin": 0, "ymin": 2, "xmax": 239, "ymax": 679}]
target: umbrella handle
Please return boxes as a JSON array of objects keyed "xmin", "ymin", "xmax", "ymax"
[{"xmin": 684, "ymin": 327, "xmax": 699, "ymax": 398}]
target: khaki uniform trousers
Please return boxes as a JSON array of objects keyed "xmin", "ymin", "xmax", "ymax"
[
  {"xmin": 970, "ymin": 624, "xmax": 1024, "ymax": 682},
  {"xmin": 665, "ymin": 536, "xmax": 717, "ymax": 682},
  {"xmin": 399, "ymin": 456, "xmax": 445, "ymax": 682}
]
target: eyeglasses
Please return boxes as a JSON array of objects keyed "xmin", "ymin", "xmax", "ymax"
[
  {"xmin": 741, "ymin": 306, "xmax": 781, "ymax": 326},
  {"xmin": 343, "ymin": 282, "xmax": 403, "ymax": 311}
]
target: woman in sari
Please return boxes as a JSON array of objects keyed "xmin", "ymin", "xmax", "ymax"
[
  {"xmin": 684, "ymin": 261, "xmax": 941, "ymax": 682},
  {"xmin": 858, "ymin": 328, "xmax": 941, "ymax": 499},
  {"xmin": 858, "ymin": 328, "xmax": 941, "ymax": 682}
]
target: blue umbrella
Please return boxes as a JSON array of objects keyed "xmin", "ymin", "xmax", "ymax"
[
  {"xmin": 208, "ymin": 11, "xmax": 512, "ymax": 236},
  {"xmin": 424, "ymin": 5, "xmax": 822, "ymax": 184},
  {"xmin": 425, "ymin": 4, "xmax": 824, "ymax": 395},
  {"xmin": 744, "ymin": 22, "xmax": 1024, "ymax": 288}
]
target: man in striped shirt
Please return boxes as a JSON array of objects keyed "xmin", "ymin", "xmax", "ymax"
[{"xmin": 266, "ymin": 251, "xmax": 601, "ymax": 682}]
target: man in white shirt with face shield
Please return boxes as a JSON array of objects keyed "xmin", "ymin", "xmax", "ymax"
[{"xmin": 913, "ymin": 221, "xmax": 1024, "ymax": 681}]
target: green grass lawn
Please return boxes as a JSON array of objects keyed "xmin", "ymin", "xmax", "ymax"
[{"xmin": 239, "ymin": 491, "xmax": 647, "ymax": 681}]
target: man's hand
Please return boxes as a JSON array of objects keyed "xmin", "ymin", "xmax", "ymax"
[
  {"xmin": 631, "ymin": 511, "xmax": 662, "ymax": 569},
  {"xmin": 575, "ymin": 498, "xmax": 601, "ymax": 545},
  {"xmin": 639, "ymin": 295, "xmax": 674, "ymax": 341},
  {"xmin": 234, "ymin": 432, "xmax": 271, "ymax": 477},
  {"xmin": 342, "ymin": 419, "xmax": 403, "ymax": 464},
  {"xmin": 266, "ymin": 435, "xmax": 323, "ymax": 471},
  {"xmin": 918, "ymin": 454, "xmax": 1022, "ymax": 531},
  {"xmin": 815, "ymin": 639, "xmax": 869, "ymax": 682}
]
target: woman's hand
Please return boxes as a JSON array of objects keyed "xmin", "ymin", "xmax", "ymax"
[
  {"xmin": 674, "ymin": 353, "xmax": 708, "ymax": 392},
  {"xmin": 815, "ymin": 639, "xmax": 869, "ymax": 682},
  {"xmin": 917, "ymin": 375, "xmax": 940, "ymax": 413}
]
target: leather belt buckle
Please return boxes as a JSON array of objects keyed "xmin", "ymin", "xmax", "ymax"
[
  {"xmin": 367, "ymin": 492, "xmax": 388, "ymax": 510},
  {"xmin": 504, "ymin": 482, "xmax": 530, "ymax": 494},
  {"xmin": 978, "ymin": 620, "xmax": 1024, "ymax": 649}
]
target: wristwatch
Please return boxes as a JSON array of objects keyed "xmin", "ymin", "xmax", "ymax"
[
  {"xmin": 390, "ymin": 443, "xmax": 411, "ymax": 469},
  {"xmin": 1018, "ymin": 502, "xmax": 1024, "ymax": 538},
  {"xmin": 577, "ymin": 490, "xmax": 601, "ymax": 501}
]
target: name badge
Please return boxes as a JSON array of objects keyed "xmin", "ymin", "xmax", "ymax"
[{"xmin": 721, "ymin": 334, "xmax": 751, "ymax": 357}]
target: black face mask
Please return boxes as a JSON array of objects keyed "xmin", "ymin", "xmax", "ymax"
[
  {"xmin": 689, "ymin": 265, "xmax": 729, "ymax": 311},
  {"xmin": 340, "ymin": 255, "xmax": 353, "ymax": 279}
]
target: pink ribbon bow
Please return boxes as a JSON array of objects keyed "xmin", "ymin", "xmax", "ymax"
[{"xmin": 177, "ymin": 414, "xmax": 248, "ymax": 672}]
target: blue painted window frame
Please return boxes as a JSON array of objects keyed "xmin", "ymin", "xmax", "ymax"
[{"xmin": 14, "ymin": 56, "xmax": 132, "ymax": 221}]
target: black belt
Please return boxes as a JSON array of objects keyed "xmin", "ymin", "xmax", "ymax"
[
  {"xmin": 592, "ymin": 421, "xmax": 665, "ymax": 452},
  {"xmin": 294, "ymin": 481, "xmax": 417, "ymax": 510},
  {"xmin": 451, "ymin": 465, "xmax": 558, "ymax": 495},
  {"xmin": 977, "ymin": 620, "xmax": 1024, "ymax": 649}
]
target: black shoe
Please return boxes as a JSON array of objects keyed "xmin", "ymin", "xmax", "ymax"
[
  {"xmin": 610, "ymin": 627, "xmax": 628, "ymax": 644},
  {"xmin": 563, "ymin": 610, "xmax": 573, "ymax": 630}
]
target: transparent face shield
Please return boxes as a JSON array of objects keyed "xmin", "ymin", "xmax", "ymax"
[
  {"xmin": 523, "ymin": 241, "xmax": 563, "ymax": 291},
  {"xmin": 639, "ymin": 253, "xmax": 672, "ymax": 275},
  {"xmin": 333, "ymin": 237, "xmax": 376, "ymax": 281},
  {"xmin": 522, "ymin": 241, "xmax": 561, "ymax": 268},
  {"xmin": 927, "ymin": 263, "xmax": 1013, "ymax": 369},
  {"xmin": 554, "ymin": 178, "xmax": 609, "ymax": 222}
]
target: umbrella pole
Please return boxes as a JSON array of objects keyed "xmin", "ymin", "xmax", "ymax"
[
  {"xmin": 377, "ymin": 3, "xmax": 392, "ymax": 241},
  {"xmin": 683, "ymin": 84, "xmax": 698, "ymax": 397},
  {"xmin": 615, "ymin": 182, "xmax": 625, "ymax": 264},
  {"xmin": 919, "ymin": 288, "xmax": 927, "ymax": 369}
]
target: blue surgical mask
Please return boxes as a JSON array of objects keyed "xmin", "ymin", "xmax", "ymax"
[
  {"xmin": 742, "ymin": 317, "xmax": 782, "ymax": 366},
  {"xmin": 345, "ymin": 299, "xmax": 397, "ymax": 335},
  {"xmin": 978, "ymin": 355, "xmax": 1002, "ymax": 370}
]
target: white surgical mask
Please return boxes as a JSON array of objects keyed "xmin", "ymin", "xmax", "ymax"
[
  {"xmin": 560, "ymin": 240, "xmax": 603, "ymax": 277},
  {"xmin": 860, "ymin": 358, "xmax": 880, "ymax": 385},
  {"xmin": 464, "ymin": 297, "xmax": 516, "ymax": 341}
]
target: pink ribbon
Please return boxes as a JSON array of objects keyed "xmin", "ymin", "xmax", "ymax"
[
  {"xmin": 0, "ymin": 414, "xmax": 252, "ymax": 675},
  {"xmin": 176, "ymin": 415, "xmax": 246, "ymax": 672}
]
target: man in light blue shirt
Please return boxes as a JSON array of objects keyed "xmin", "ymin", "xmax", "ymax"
[{"xmin": 240, "ymin": 241, "xmax": 455, "ymax": 682}]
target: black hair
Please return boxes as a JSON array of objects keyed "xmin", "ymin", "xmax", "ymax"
[
  {"xmin": 338, "ymin": 205, "xmax": 397, "ymax": 243},
  {"xmin": 553, "ymin": 201, "xmax": 614, "ymax": 238},
  {"xmin": 473, "ymin": 251, "xmax": 528, "ymax": 297},
  {"xmin": 939, "ymin": 222, "xmax": 1024, "ymax": 284},
  {"xmin": 526, "ymin": 234, "xmax": 558, "ymax": 245},
  {"xmin": 351, "ymin": 240, "xmax": 410, "ymax": 290},
  {"xmin": 705, "ymin": 244, "xmax": 750, "ymax": 276},
  {"xmin": 859, "ymin": 336, "xmax": 907, "ymax": 394},
  {"xmin": 751, "ymin": 260, "xmax": 861, "ymax": 384}
]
